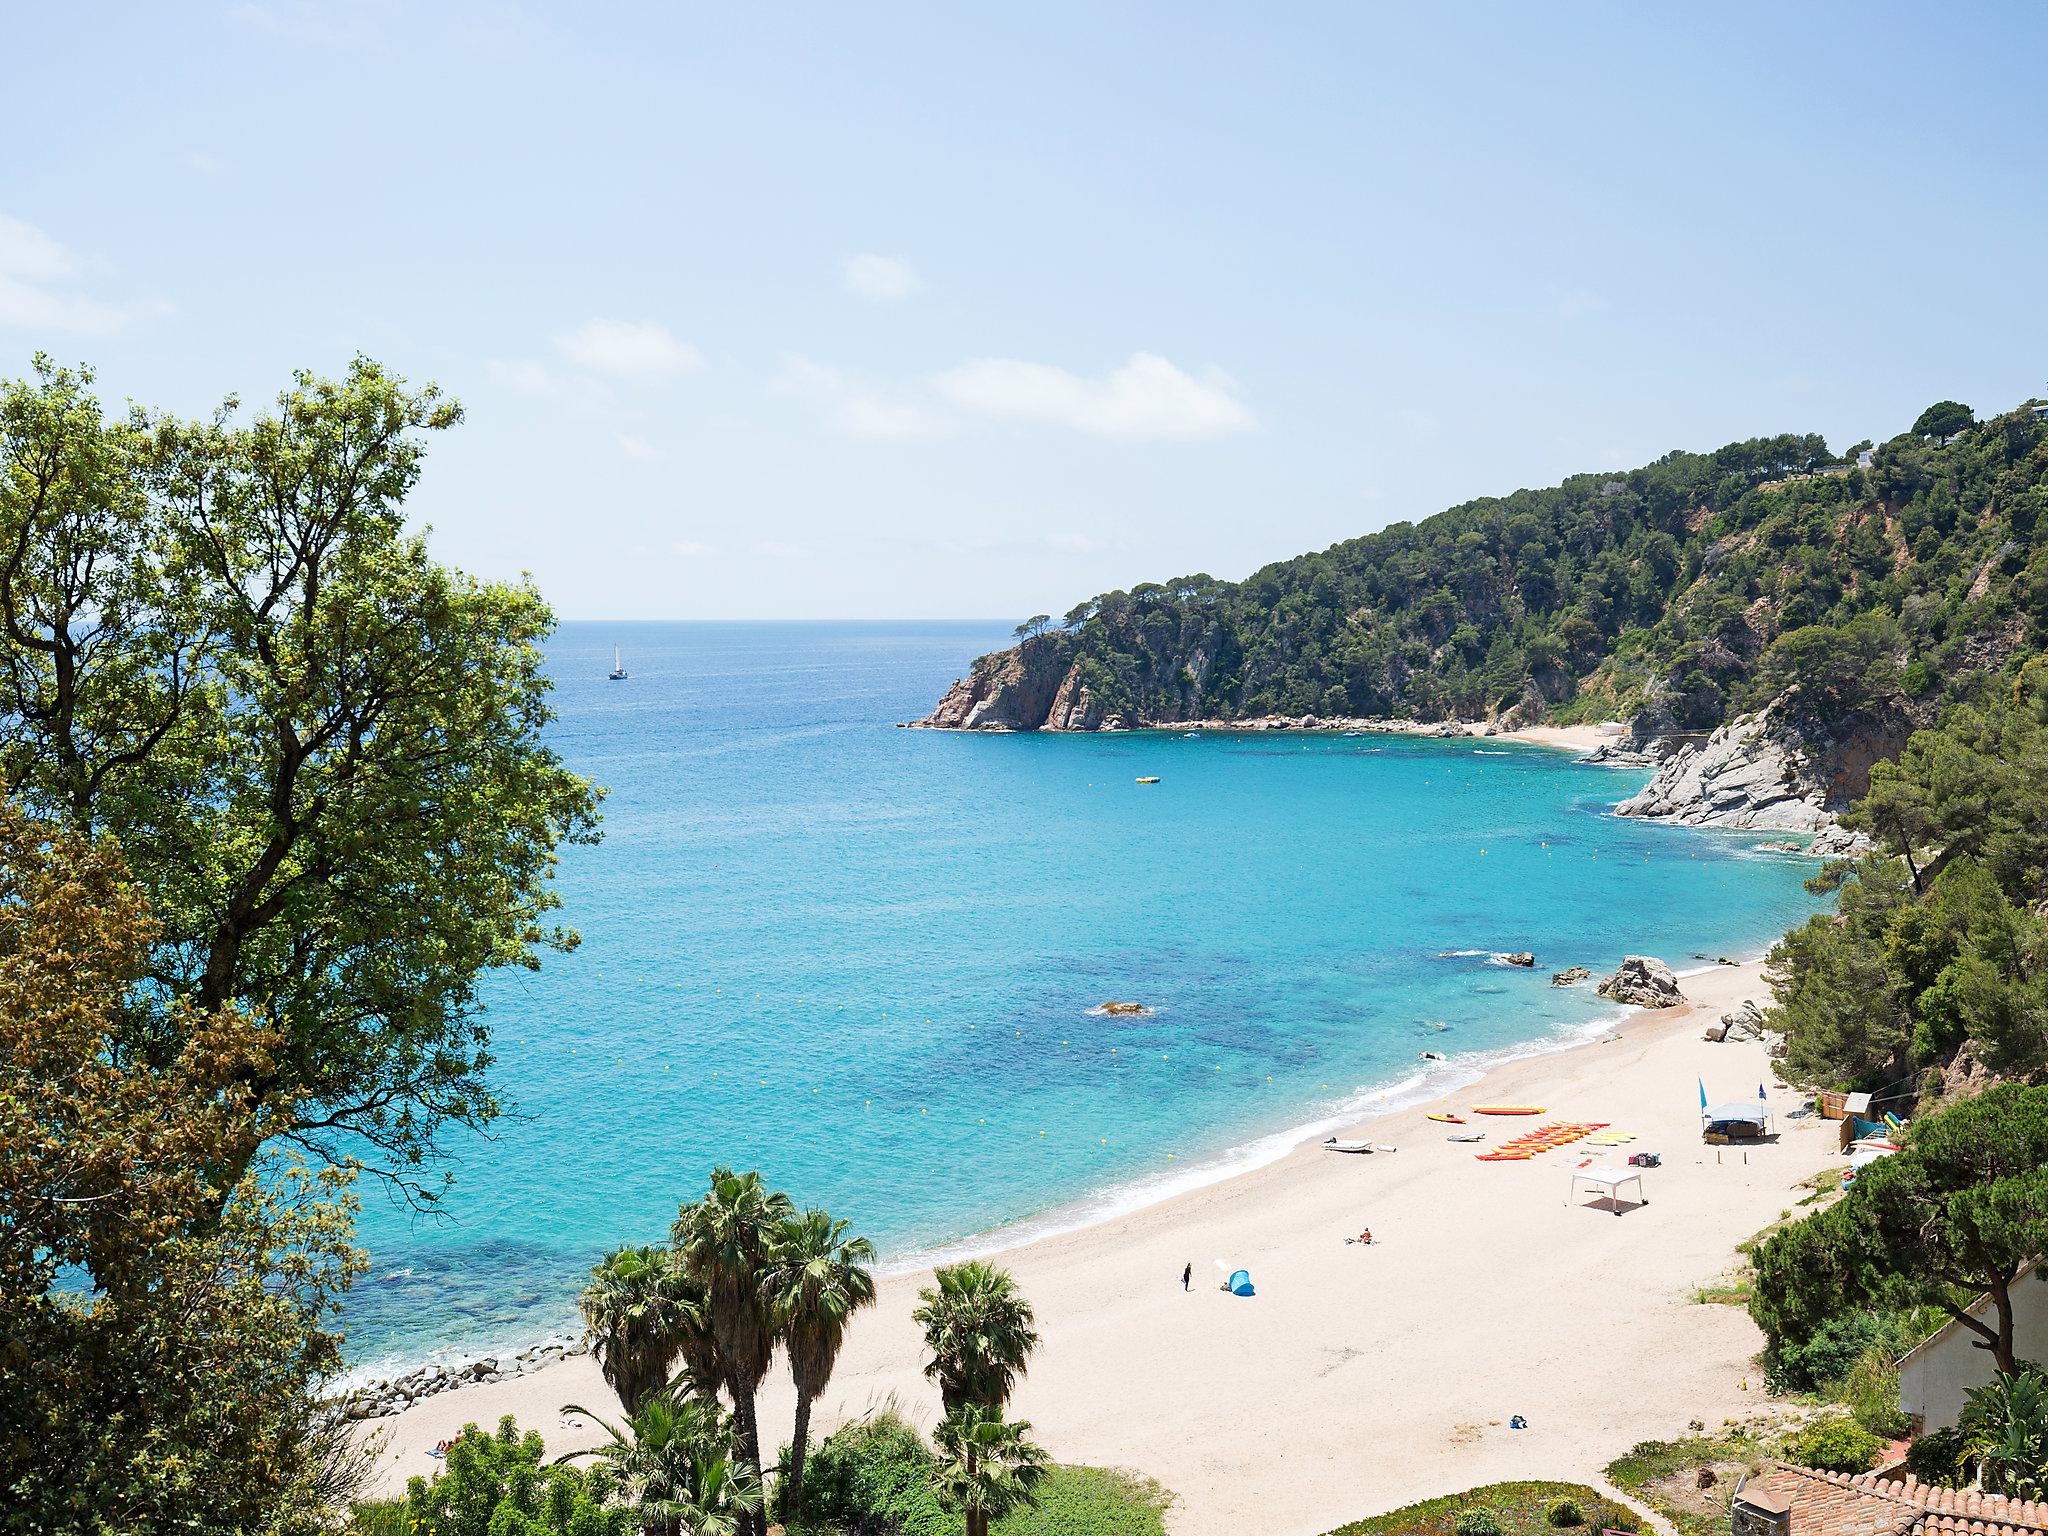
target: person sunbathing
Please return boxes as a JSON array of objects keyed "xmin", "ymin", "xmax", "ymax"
[{"xmin": 1346, "ymin": 1228, "xmax": 1376, "ymax": 1245}]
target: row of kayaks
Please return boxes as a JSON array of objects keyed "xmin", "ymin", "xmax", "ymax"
[{"xmin": 1476, "ymin": 1120, "xmax": 1609, "ymax": 1161}]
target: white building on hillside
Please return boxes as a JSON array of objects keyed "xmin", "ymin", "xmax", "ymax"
[{"xmin": 1896, "ymin": 1262, "xmax": 2048, "ymax": 1432}]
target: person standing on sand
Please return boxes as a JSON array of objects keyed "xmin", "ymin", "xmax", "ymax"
[{"xmin": 1181, "ymin": 1261, "xmax": 1192, "ymax": 1291}]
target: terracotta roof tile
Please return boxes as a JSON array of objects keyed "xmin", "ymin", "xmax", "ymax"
[{"xmin": 1754, "ymin": 1463, "xmax": 2048, "ymax": 1536}]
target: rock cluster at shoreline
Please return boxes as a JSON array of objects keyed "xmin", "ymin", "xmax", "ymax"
[
  {"xmin": 1598, "ymin": 955, "xmax": 1684, "ymax": 1008},
  {"xmin": 338, "ymin": 1335, "xmax": 588, "ymax": 1421}
]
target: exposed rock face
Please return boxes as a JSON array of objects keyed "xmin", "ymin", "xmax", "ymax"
[
  {"xmin": 920, "ymin": 635, "xmax": 1080, "ymax": 731},
  {"xmin": 1550, "ymin": 966, "xmax": 1591, "ymax": 987},
  {"xmin": 1613, "ymin": 714, "xmax": 1833, "ymax": 831},
  {"xmin": 1598, "ymin": 955, "xmax": 1684, "ymax": 1008},
  {"xmin": 1807, "ymin": 824, "xmax": 1877, "ymax": 858}
]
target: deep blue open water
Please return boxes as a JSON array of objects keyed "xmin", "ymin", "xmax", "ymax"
[{"xmin": 344, "ymin": 620, "xmax": 1824, "ymax": 1374}]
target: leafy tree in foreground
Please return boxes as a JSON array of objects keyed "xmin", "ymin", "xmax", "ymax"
[
  {"xmin": 403, "ymin": 1414, "xmax": 626, "ymax": 1535},
  {"xmin": 0, "ymin": 356, "xmax": 602, "ymax": 1198},
  {"xmin": 914, "ymin": 1259, "xmax": 1041, "ymax": 1415},
  {"xmin": 0, "ymin": 806, "xmax": 362, "ymax": 1533},
  {"xmin": 931, "ymin": 1404, "xmax": 1049, "ymax": 1536},
  {"xmin": 1751, "ymin": 1084, "xmax": 2048, "ymax": 1375},
  {"xmin": 767, "ymin": 1207, "xmax": 877, "ymax": 1509},
  {"xmin": 672, "ymin": 1169, "xmax": 793, "ymax": 1536}
]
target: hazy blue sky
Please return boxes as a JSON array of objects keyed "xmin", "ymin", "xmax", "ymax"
[{"xmin": 5, "ymin": 3, "xmax": 2044, "ymax": 620}]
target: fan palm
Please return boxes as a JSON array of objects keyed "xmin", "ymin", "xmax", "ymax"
[
  {"xmin": 559, "ymin": 1393, "xmax": 762, "ymax": 1536},
  {"xmin": 580, "ymin": 1244, "xmax": 693, "ymax": 1417},
  {"xmin": 931, "ymin": 1403, "xmax": 1050, "ymax": 1536},
  {"xmin": 766, "ymin": 1207, "xmax": 877, "ymax": 1508},
  {"xmin": 1958, "ymin": 1368, "xmax": 2048, "ymax": 1499},
  {"xmin": 912, "ymin": 1260, "xmax": 1040, "ymax": 1415},
  {"xmin": 672, "ymin": 1168, "xmax": 793, "ymax": 1536}
]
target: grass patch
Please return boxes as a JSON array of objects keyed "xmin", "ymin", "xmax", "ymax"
[
  {"xmin": 994, "ymin": 1465, "xmax": 1172, "ymax": 1536},
  {"xmin": 1607, "ymin": 1430, "xmax": 1774, "ymax": 1536},
  {"xmin": 1322, "ymin": 1480, "xmax": 1637, "ymax": 1536}
]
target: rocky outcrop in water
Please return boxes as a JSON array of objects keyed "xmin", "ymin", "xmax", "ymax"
[
  {"xmin": 338, "ymin": 1336, "xmax": 587, "ymax": 1420},
  {"xmin": 1502, "ymin": 952, "xmax": 1535, "ymax": 968},
  {"xmin": 1550, "ymin": 966, "xmax": 1591, "ymax": 987},
  {"xmin": 919, "ymin": 634, "xmax": 1095, "ymax": 731},
  {"xmin": 1598, "ymin": 955, "xmax": 1684, "ymax": 1008}
]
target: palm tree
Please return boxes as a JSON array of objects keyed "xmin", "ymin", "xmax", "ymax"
[
  {"xmin": 672, "ymin": 1168, "xmax": 793, "ymax": 1536},
  {"xmin": 912, "ymin": 1260, "xmax": 1040, "ymax": 1415},
  {"xmin": 559, "ymin": 1393, "xmax": 762, "ymax": 1536},
  {"xmin": 580, "ymin": 1244, "xmax": 692, "ymax": 1417},
  {"xmin": 766, "ymin": 1207, "xmax": 876, "ymax": 1509},
  {"xmin": 931, "ymin": 1403, "xmax": 1049, "ymax": 1536}
]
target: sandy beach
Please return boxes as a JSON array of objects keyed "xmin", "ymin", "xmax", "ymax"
[{"xmin": 360, "ymin": 958, "xmax": 1835, "ymax": 1534}]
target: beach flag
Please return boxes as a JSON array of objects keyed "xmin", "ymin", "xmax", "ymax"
[
  {"xmin": 1759, "ymin": 1082, "xmax": 1768, "ymax": 1101},
  {"xmin": 1698, "ymin": 1078, "xmax": 1708, "ymax": 1112}
]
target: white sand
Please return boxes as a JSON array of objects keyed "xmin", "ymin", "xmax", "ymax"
[{"xmin": 362, "ymin": 962, "xmax": 1831, "ymax": 1534}]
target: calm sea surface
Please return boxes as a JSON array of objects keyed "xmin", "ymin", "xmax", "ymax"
[{"xmin": 345, "ymin": 620, "xmax": 1824, "ymax": 1373}]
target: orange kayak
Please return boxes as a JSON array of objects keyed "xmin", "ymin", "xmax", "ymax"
[{"xmin": 1472, "ymin": 1105, "xmax": 1545, "ymax": 1115}]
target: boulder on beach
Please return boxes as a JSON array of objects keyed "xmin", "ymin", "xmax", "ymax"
[
  {"xmin": 1597, "ymin": 955, "xmax": 1684, "ymax": 1009},
  {"xmin": 1549, "ymin": 966, "xmax": 1591, "ymax": 987}
]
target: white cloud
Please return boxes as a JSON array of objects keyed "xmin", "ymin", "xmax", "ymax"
[
  {"xmin": 772, "ymin": 357, "xmax": 950, "ymax": 441},
  {"xmin": 841, "ymin": 253, "xmax": 922, "ymax": 303},
  {"xmin": 615, "ymin": 432, "xmax": 664, "ymax": 462},
  {"xmin": 934, "ymin": 352, "xmax": 1255, "ymax": 439},
  {"xmin": 0, "ymin": 214, "xmax": 161, "ymax": 335},
  {"xmin": 555, "ymin": 319, "xmax": 702, "ymax": 379}
]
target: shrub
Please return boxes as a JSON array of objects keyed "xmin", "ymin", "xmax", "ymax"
[
  {"xmin": 784, "ymin": 1409, "xmax": 952, "ymax": 1536},
  {"xmin": 1903, "ymin": 1426, "xmax": 1972, "ymax": 1488},
  {"xmin": 1545, "ymin": 1498, "xmax": 1584, "ymax": 1528},
  {"xmin": 399, "ymin": 1416, "xmax": 625, "ymax": 1536},
  {"xmin": 1843, "ymin": 1344, "xmax": 1911, "ymax": 1439},
  {"xmin": 1763, "ymin": 1311, "xmax": 1905, "ymax": 1394},
  {"xmin": 1455, "ymin": 1508, "xmax": 1504, "ymax": 1536},
  {"xmin": 1781, "ymin": 1416, "xmax": 1885, "ymax": 1475}
]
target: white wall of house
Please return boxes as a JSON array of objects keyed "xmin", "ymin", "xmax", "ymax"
[{"xmin": 1898, "ymin": 1264, "xmax": 2048, "ymax": 1431}]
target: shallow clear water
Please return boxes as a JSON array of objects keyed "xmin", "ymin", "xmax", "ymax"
[{"xmin": 344, "ymin": 619, "xmax": 1823, "ymax": 1373}]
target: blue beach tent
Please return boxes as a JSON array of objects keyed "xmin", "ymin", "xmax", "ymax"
[{"xmin": 1227, "ymin": 1269, "xmax": 1255, "ymax": 1297}]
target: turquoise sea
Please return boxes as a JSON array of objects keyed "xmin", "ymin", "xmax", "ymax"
[{"xmin": 345, "ymin": 620, "xmax": 1825, "ymax": 1375}]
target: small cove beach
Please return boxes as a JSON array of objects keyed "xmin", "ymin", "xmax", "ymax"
[{"xmin": 363, "ymin": 958, "xmax": 1838, "ymax": 1535}]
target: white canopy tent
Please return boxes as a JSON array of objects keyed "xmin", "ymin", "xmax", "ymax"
[{"xmin": 1567, "ymin": 1164, "xmax": 1648, "ymax": 1214}]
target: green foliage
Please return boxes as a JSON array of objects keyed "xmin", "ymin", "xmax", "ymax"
[
  {"xmin": 1913, "ymin": 401, "xmax": 1977, "ymax": 440},
  {"xmin": 1903, "ymin": 1425, "xmax": 1972, "ymax": 1487},
  {"xmin": 933, "ymin": 1404, "xmax": 1050, "ymax": 1536},
  {"xmin": 1323, "ymin": 1484, "xmax": 1634, "ymax": 1536},
  {"xmin": 785, "ymin": 1410, "xmax": 954, "ymax": 1536},
  {"xmin": 1761, "ymin": 1309, "xmax": 1910, "ymax": 1394},
  {"xmin": 0, "ymin": 356, "xmax": 602, "ymax": 1195},
  {"xmin": 1780, "ymin": 1415, "xmax": 1886, "ymax": 1474},
  {"xmin": 558, "ymin": 1393, "xmax": 760, "ymax": 1536},
  {"xmin": 1454, "ymin": 1510, "xmax": 1504, "ymax": 1536},
  {"xmin": 1606, "ymin": 1431, "xmax": 1772, "ymax": 1536},
  {"xmin": 949, "ymin": 401, "xmax": 2048, "ymax": 735},
  {"xmin": 990, "ymin": 1465, "xmax": 1170, "ymax": 1536},
  {"xmin": 1751, "ymin": 1086, "xmax": 2048, "ymax": 1378},
  {"xmin": 1770, "ymin": 673, "xmax": 2048, "ymax": 1086},
  {"xmin": 915, "ymin": 1260, "xmax": 1042, "ymax": 1416},
  {"xmin": 1956, "ymin": 1369, "xmax": 2048, "ymax": 1500},
  {"xmin": 401, "ymin": 1416, "xmax": 626, "ymax": 1536},
  {"xmin": 1843, "ymin": 1343, "xmax": 1913, "ymax": 1438},
  {"xmin": 1544, "ymin": 1498, "xmax": 1584, "ymax": 1528}
]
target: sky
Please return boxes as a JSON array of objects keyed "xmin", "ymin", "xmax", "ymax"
[{"xmin": 4, "ymin": 3, "xmax": 2045, "ymax": 621}]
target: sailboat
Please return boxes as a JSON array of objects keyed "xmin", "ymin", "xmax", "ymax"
[{"xmin": 608, "ymin": 645, "xmax": 628, "ymax": 681}]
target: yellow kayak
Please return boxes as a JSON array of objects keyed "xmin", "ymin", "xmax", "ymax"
[{"xmin": 1136, "ymin": 776, "xmax": 1161, "ymax": 784}]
